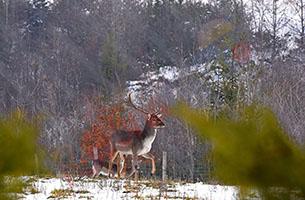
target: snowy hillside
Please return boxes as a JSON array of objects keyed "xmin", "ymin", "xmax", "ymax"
[{"xmin": 126, "ymin": 64, "xmax": 210, "ymax": 100}]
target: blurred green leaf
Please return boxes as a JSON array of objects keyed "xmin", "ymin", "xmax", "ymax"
[
  {"xmin": 0, "ymin": 109, "xmax": 44, "ymax": 199},
  {"xmin": 173, "ymin": 103, "xmax": 305, "ymax": 199}
]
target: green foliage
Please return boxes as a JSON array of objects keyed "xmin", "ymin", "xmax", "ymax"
[
  {"xmin": 101, "ymin": 32, "xmax": 127, "ymax": 81},
  {"xmin": 0, "ymin": 110, "xmax": 44, "ymax": 199},
  {"xmin": 174, "ymin": 104, "xmax": 305, "ymax": 199},
  {"xmin": 208, "ymin": 60, "xmax": 240, "ymax": 111}
]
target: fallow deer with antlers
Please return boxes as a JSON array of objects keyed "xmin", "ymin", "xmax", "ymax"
[{"xmin": 108, "ymin": 93, "xmax": 165, "ymax": 178}]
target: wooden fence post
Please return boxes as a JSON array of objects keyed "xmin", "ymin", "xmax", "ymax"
[{"xmin": 162, "ymin": 151, "xmax": 167, "ymax": 181}]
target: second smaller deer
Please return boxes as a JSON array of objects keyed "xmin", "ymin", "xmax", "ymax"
[{"xmin": 92, "ymin": 159, "xmax": 118, "ymax": 178}]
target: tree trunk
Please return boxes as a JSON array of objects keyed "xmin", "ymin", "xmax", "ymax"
[{"xmin": 301, "ymin": 0, "xmax": 304, "ymax": 46}]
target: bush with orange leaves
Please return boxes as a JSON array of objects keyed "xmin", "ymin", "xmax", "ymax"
[
  {"xmin": 81, "ymin": 102, "xmax": 140, "ymax": 163},
  {"xmin": 232, "ymin": 41, "xmax": 251, "ymax": 64}
]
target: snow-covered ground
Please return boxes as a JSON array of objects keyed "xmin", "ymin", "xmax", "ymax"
[{"xmin": 19, "ymin": 176, "xmax": 239, "ymax": 200}]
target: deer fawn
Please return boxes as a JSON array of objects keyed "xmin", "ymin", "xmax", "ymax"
[
  {"xmin": 108, "ymin": 93, "xmax": 165, "ymax": 178},
  {"xmin": 91, "ymin": 147, "xmax": 124, "ymax": 178},
  {"xmin": 92, "ymin": 159, "xmax": 119, "ymax": 178}
]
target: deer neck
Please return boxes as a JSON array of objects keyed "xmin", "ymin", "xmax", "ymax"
[{"xmin": 142, "ymin": 122, "xmax": 157, "ymax": 143}]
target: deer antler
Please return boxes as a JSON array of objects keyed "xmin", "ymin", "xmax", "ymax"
[{"xmin": 128, "ymin": 93, "xmax": 149, "ymax": 114}]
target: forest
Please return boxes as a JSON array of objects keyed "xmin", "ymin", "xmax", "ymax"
[{"xmin": 1, "ymin": 0, "xmax": 305, "ymax": 193}]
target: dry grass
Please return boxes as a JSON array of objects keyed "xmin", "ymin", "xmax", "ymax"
[
  {"xmin": 48, "ymin": 189, "xmax": 74, "ymax": 199},
  {"xmin": 48, "ymin": 189, "xmax": 89, "ymax": 199}
]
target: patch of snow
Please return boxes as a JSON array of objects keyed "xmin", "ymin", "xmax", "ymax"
[
  {"xmin": 190, "ymin": 64, "xmax": 208, "ymax": 73},
  {"xmin": 176, "ymin": 182, "xmax": 238, "ymax": 200},
  {"xmin": 21, "ymin": 177, "xmax": 239, "ymax": 200},
  {"xmin": 29, "ymin": 0, "xmax": 55, "ymax": 9},
  {"xmin": 159, "ymin": 66, "xmax": 179, "ymax": 82},
  {"xmin": 126, "ymin": 64, "xmax": 212, "ymax": 101}
]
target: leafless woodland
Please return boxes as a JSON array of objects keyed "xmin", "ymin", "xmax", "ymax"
[{"xmin": 0, "ymin": 0, "xmax": 305, "ymax": 181}]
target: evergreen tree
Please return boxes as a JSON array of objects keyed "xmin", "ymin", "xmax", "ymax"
[
  {"xmin": 101, "ymin": 32, "xmax": 127, "ymax": 89},
  {"xmin": 26, "ymin": 0, "xmax": 49, "ymax": 42}
]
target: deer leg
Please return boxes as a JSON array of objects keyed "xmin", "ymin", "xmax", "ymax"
[
  {"xmin": 142, "ymin": 153, "xmax": 156, "ymax": 175},
  {"xmin": 92, "ymin": 167, "xmax": 98, "ymax": 178},
  {"xmin": 116, "ymin": 155, "xmax": 120, "ymax": 178},
  {"xmin": 116, "ymin": 153, "xmax": 125, "ymax": 179},
  {"xmin": 92, "ymin": 169, "xmax": 96, "ymax": 178},
  {"xmin": 119, "ymin": 154, "xmax": 126, "ymax": 178},
  {"xmin": 108, "ymin": 151, "xmax": 119, "ymax": 178},
  {"xmin": 92, "ymin": 162, "xmax": 96, "ymax": 178},
  {"xmin": 92, "ymin": 160, "xmax": 101, "ymax": 178},
  {"xmin": 128, "ymin": 154, "xmax": 138, "ymax": 178}
]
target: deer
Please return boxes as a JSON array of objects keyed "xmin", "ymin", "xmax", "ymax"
[
  {"xmin": 92, "ymin": 159, "xmax": 119, "ymax": 178},
  {"xmin": 91, "ymin": 146, "xmax": 122, "ymax": 178},
  {"xmin": 108, "ymin": 93, "xmax": 165, "ymax": 178}
]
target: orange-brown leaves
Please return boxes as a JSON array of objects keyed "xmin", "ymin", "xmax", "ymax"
[
  {"xmin": 81, "ymin": 102, "xmax": 140, "ymax": 162},
  {"xmin": 232, "ymin": 41, "xmax": 251, "ymax": 64}
]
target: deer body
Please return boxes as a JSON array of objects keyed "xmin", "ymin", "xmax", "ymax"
[
  {"xmin": 108, "ymin": 94, "xmax": 165, "ymax": 178},
  {"xmin": 111, "ymin": 126, "xmax": 157, "ymax": 155}
]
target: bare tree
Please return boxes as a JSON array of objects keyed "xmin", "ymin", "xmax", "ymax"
[
  {"xmin": 262, "ymin": 54, "xmax": 305, "ymax": 144},
  {"xmin": 288, "ymin": 0, "xmax": 305, "ymax": 47}
]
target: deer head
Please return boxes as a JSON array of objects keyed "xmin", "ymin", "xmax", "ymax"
[
  {"xmin": 146, "ymin": 113, "xmax": 165, "ymax": 128},
  {"xmin": 128, "ymin": 93, "xmax": 165, "ymax": 129}
]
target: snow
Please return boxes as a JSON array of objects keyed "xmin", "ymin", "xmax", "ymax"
[
  {"xmin": 126, "ymin": 65, "xmax": 181, "ymax": 100},
  {"xmin": 29, "ymin": 0, "xmax": 54, "ymax": 7},
  {"xmin": 126, "ymin": 63, "xmax": 215, "ymax": 102},
  {"xmin": 176, "ymin": 182, "xmax": 238, "ymax": 200},
  {"xmin": 20, "ymin": 177, "xmax": 239, "ymax": 200},
  {"xmin": 127, "ymin": 65, "xmax": 203, "ymax": 93},
  {"xmin": 159, "ymin": 66, "xmax": 179, "ymax": 81}
]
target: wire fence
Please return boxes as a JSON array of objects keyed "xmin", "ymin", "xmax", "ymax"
[{"xmin": 55, "ymin": 158, "xmax": 211, "ymax": 184}]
